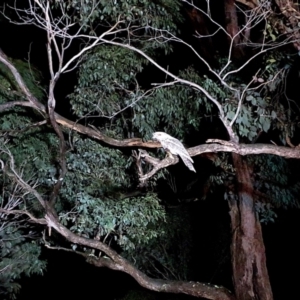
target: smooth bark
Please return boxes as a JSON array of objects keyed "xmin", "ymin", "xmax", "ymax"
[{"xmin": 229, "ymin": 154, "xmax": 273, "ymax": 300}]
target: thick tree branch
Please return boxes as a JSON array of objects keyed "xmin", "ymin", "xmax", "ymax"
[
  {"xmin": 0, "ymin": 101, "xmax": 35, "ymax": 111},
  {"xmin": 136, "ymin": 139, "xmax": 300, "ymax": 181},
  {"xmin": 1, "ymin": 92, "xmax": 299, "ymax": 161},
  {"xmin": 192, "ymin": 139, "xmax": 300, "ymax": 158},
  {"xmin": 1, "ymin": 26, "xmax": 299, "ymax": 181},
  {"xmin": 47, "ymin": 82, "xmax": 67, "ymax": 207},
  {"xmin": 89, "ymin": 255, "xmax": 235, "ymax": 300}
]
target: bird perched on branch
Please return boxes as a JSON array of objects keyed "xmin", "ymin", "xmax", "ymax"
[{"xmin": 152, "ymin": 132, "xmax": 196, "ymax": 172}]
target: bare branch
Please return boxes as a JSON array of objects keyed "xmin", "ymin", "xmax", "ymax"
[
  {"xmin": 230, "ymin": 69, "xmax": 260, "ymax": 127},
  {"xmin": 0, "ymin": 208, "xmax": 46, "ymax": 225},
  {"xmin": 0, "ymin": 100, "xmax": 35, "ymax": 112},
  {"xmin": 0, "ymin": 48, "xmax": 44, "ymax": 111},
  {"xmin": 137, "ymin": 140, "xmax": 300, "ymax": 181},
  {"xmin": 0, "ymin": 148, "xmax": 46, "ymax": 209}
]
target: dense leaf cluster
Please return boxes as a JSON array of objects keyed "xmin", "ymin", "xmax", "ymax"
[
  {"xmin": 55, "ymin": 0, "xmax": 182, "ymax": 33},
  {"xmin": 0, "ymin": 220, "xmax": 46, "ymax": 299}
]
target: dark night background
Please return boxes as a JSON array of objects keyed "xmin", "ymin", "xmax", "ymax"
[
  {"xmin": 1, "ymin": 6, "xmax": 300, "ymax": 300},
  {"xmin": 14, "ymin": 203, "xmax": 300, "ymax": 300}
]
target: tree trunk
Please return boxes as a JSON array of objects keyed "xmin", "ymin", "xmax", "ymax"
[
  {"xmin": 229, "ymin": 154, "xmax": 273, "ymax": 300},
  {"xmin": 224, "ymin": 0, "xmax": 244, "ymax": 58}
]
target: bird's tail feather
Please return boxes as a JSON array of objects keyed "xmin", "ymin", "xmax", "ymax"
[
  {"xmin": 179, "ymin": 151, "xmax": 194, "ymax": 163},
  {"xmin": 181, "ymin": 156, "xmax": 196, "ymax": 172}
]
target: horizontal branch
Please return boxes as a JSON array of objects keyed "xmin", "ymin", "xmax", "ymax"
[
  {"xmin": 190, "ymin": 140, "xmax": 300, "ymax": 159},
  {"xmin": 3, "ymin": 100, "xmax": 300, "ymax": 166},
  {"xmin": 56, "ymin": 114, "xmax": 159, "ymax": 148},
  {"xmin": 135, "ymin": 139, "xmax": 300, "ymax": 181},
  {"xmin": 0, "ymin": 208, "xmax": 47, "ymax": 225},
  {"xmin": 1, "ymin": 98, "xmax": 299, "ymax": 159},
  {"xmin": 1, "ymin": 50, "xmax": 299, "ymax": 161},
  {"xmin": 0, "ymin": 101, "xmax": 35, "ymax": 111}
]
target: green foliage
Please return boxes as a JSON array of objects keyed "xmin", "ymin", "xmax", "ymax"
[
  {"xmin": 63, "ymin": 136, "xmax": 131, "ymax": 197},
  {"xmin": 131, "ymin": 68, "xmax": 217, "ymax": 140},
  {"xmin": 211, "ymin": 153, "xmax": 299, "ymax": 224},
  {"xmin": 67, "ymin": 193, "xmax": 166, "ymax": 252},
  {"xmin": 69, "ymin": 46, "xmax": 147, "ymax": 121},
  {"xmin": 223, "ymin": 89, "xmax": 276, "ymax": 141},
  {"xmin": 0, "ymin": 222, "xmax": 46, "ymax": 299},
  {"xmin": 122, "ymin": 207, "xmax": 193, "ymax": 280},
  {"xmin": 261, "ymin": 51, "xmax": 299, "ymax": 144},
  {"xmin": 0, "ymin": 56, "xmax": 57, "ymax": 216},
  {"xmin": 54, "ymin": 0, "xmax": 182, "ymax": 34},
  {"xmin": 255, "ymin": 202, "xmax": 277, "ymax": 224},
  {"xmin": 71, "ymin": 52, "xmax": 215, "ymax": 141},
  {"xmin": 0, "ymin": 131, "xmax": 59, "ymax": 214},
  {"xmin": 0, "ymin": 59, "xmax": 50, "ymax": 297},
  {"xmin": 251, "ymin": 155, "xmax": 300, "ymax": 212},
  {"xmin": 2, "ymin": 1, "xmax": 300, "ymax": 298},
  {"xmin": 53, "ymin": 137, "xmax": 169, "ymax": 255},
  {"xmin": 0, "ymin": 59, "xmax": 44, "ymax": 101},
  {"xmin": 218, "ymin": 50, "xmax": 297, "ymax": 142},
  {"xmin": 0, "ymin": 133, "xmax": 54, "ymax": 297}
]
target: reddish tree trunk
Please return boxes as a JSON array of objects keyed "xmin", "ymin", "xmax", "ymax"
[
  {"xmin": 185, "ymin": 7, "xmax": 214, "ymax": 61},
  {"xmin": 229, "ymin": 154, "xmax": 273, "ymax": 300},
  {"xmin": 224, "ymin": 0, "xmax": 245, "ymax": 59}
]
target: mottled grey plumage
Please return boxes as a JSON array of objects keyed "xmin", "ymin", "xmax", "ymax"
[{"xmin": 152, "ymin": 132, "xmax": 196, "ymax": 172}]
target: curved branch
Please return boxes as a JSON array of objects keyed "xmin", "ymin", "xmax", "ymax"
[
  {"xmin": 44, "ymin": 212, "xmax": 235, "ymax": 300},
  {"xmin": 89, "ymin": 255, "xmax": 235, "ymax": 300},
  {"xmin": 0, "ymin": 48, "xmax": 45, "ymax": 111},
  {"xmin": 0, "ymin": 48, "xmax": 160, "ymax": 148}
]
